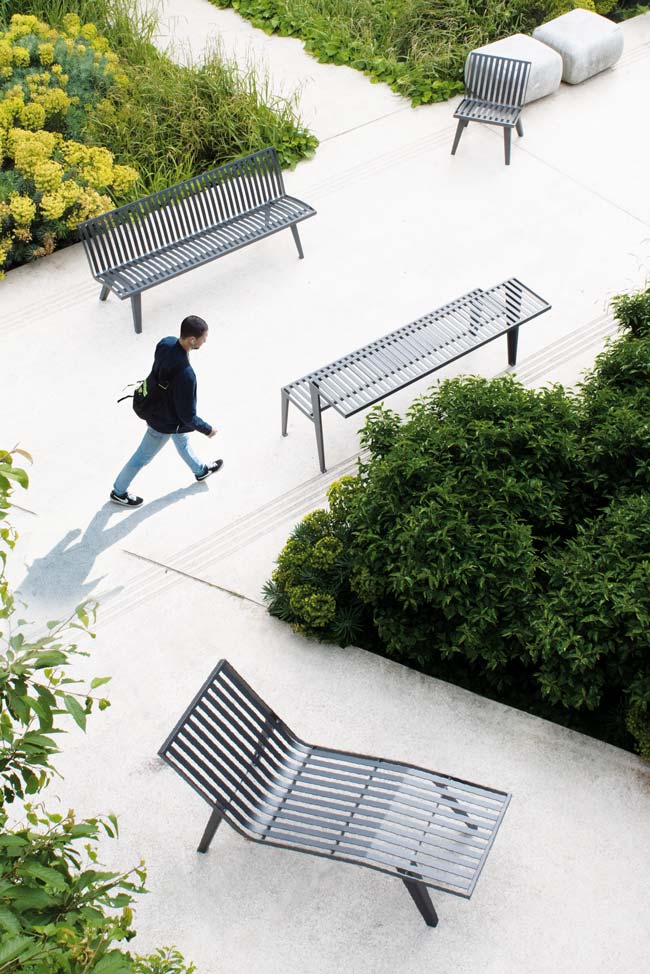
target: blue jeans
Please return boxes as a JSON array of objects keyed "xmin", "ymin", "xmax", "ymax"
[{"xmin": 113, "ymin": 426, "xmax": 205, "ymax": 495}]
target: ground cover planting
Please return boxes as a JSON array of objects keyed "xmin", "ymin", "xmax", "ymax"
[
  {"xmin": 207, "ymin": 0, "xmax": 638, "ymax": 105},
  {"xmin": 0, "ymin": 0, "xmax": 317, "ymax": 276},
  {"xmin": 264, "ymin": 289, "xmax": 650, "ymax": 760}
]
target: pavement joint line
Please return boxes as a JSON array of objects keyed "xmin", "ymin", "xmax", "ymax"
[
  {"xmin": 500, "ymin": 135, "xmax": 650, "ymax": 230},
  {"xmin": 120, "ymin": 549, "xmax": 264, "ymax": 606},
  {"xmin": 99, "ymin": 307, "xmax": 617, "ymax": 621},
  {"xmin": 99, "ymin": 452, "xmax": 362, "ymax": 621},
  {"xmin": 319, "ymin": 104, "xmax": 425, "ymax": 145}
]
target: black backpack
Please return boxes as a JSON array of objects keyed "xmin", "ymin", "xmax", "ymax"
[{"xmin": 118, "ymin": 362, "xmax": 184, "ymax": 421}]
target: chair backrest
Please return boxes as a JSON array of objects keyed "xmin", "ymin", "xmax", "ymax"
[
  {"xmin": 79, "ymin": 146, "xmax": 285, "ymax": 274},
  {"xmin": 465, "ymin": 52, "xmax": 531, "ymax": 109},
  {"xmin": 158, "ymin": 660, "xmax": 297, "ymax": 821}
]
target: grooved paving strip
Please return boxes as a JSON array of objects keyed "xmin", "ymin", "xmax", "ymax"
[{"xmin": 159, "ymin": 660, "xmax": 511, "ymax": 897}]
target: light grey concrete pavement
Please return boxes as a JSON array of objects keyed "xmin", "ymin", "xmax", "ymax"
[{"xmin": 2, "ymin": 5, "xmax": 650, "ymax": 972}]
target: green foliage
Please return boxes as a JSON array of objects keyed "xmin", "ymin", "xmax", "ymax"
[
  {"xmin": 2, "ymin": 1, "xmax": 317, "ymax": 198},
  {"xmin": 529, "ymin": 494, "xmax": 650, "ymax": 711},
  {"xmin": 0, "ymin": 448, "xmax": 195, "ymax": 974},
  {"xmin": 266, "ymin": 288, "xmax": 650, "ymax": 760},
  {"xmin": 611, "ymin": 286, "xmax": 650, "ymax": 339},
  {"xmin": 205, "ymin": 0, "xmax": 633, "ymax": 107},
  {"xmin": 263, "ymin": 479, "xmax": 370, "ymax": 646}
]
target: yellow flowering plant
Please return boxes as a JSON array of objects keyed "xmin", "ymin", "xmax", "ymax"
[
  {"xmin": 0, "ymin": 127, "xmax": 137, "ymax": 276},
  {"xmin": 0, "ymin": 13, "xmax": 139, "ymax": 277},
  {"xmin": 0, "ymin": 13, "xmax": 122, "ymax": 144}
]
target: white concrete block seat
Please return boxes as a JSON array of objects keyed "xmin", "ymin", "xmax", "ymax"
[
  {"xmin": 533, "ymin": 8, "xmax": 624, "ymax": 84},
  {"xmin": 468, "ymin": 33, "xmax": 562, "ymax": 103}
]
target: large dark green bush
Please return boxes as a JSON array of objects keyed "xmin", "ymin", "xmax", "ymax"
[{"xmin": 265, "ymin": 287, "xmax": 650, "ymax": 758}]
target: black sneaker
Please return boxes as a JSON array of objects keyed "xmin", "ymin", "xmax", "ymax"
[
  {"xmin": 195, "ymin": 459, "xmax": 224, "ymax": 482},
  {"xmin": 110, "ymin": 489, "xmax": 143, "ymax": 507}
]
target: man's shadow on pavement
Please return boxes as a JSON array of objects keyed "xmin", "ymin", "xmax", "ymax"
[{"xmin": 18, "ymin": 483, "xmax": 206, "ymax": 613}]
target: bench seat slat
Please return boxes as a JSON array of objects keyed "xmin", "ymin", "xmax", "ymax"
[{"xmin": 93, "ymin": 197, "xmax": 314, "ymax": 298}]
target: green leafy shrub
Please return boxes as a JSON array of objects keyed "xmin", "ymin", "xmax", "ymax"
[
  {"xmin": 0, "ymin": 448, "xmax": 195, "ymax": 974},
  {"xmin": 205, "ymin": 0, "xmax": 632, "ymax": 107},
  {"xmin": 263, "ymin": 478, "xmax": 370, "ymax": 646},
  {"xmin": 529, "ymin": 494, "xmax": 650, "ymax": 713},
  {"xmin": 265, "ymin": 288, "xmax": 650, "ymax": 759}
]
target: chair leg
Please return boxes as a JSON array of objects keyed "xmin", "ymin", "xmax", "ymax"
[
  {"xmin": 197, "ymin": 807, "xmax": 223, "ymax": 853},
  {"xmin": 401, "ymin": 878, "xmax": 439, "ymax": 928},
  {"xmin": 515, "ymin": 118, "xmax": 524, "ymax": 138},
  {"xmin": 290, "ymin": 224, "xmax": 304, "ymax": 259},
  {"xmin": 503, "ymin": 127, "xmax": 512, "ymax": 166},
  {"xmin": 99, "ymin": 285, "xmax": 110, "ymax": 302},
  {"xmin": 130, "ymin": 293, "xmax": 142, "ymax": 334},
  {"xmin": 451, "ymin": 119, "xmax": 468, "ymax": 156},
  {"xmin": 281, "ymin": 390, "xmax": 290, "ymax": 436}
]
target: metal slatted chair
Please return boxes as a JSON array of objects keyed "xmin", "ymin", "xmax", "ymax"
[
  {"xmin": 451, "ymin": 53, "xmax": 532, "ymax": 165},
  {"xmin": 79, "ymin": 147, "xmax": 316, "ymax": 333},
  {"xmin": 282, "ymin": 277, "xmax": 551, "ymax": 472},
  {"xmin": 159, "ymin": 659, "xmax": 511, "ymax": 928}
]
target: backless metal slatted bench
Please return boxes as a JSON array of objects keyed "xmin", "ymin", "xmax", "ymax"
[
  {"xmin": 452, "ymin": 52, "xmax": 532, "ymax": 165},
  {"xmin": 159, "ymin": 659, "xmax": 512, "ymax": 927},
  {"xmin": 79, "ymin": 147, "xmax": 316, "ymax": 333},
  {"xmin": 282, "ymin": 277, "xmax": 551, "ymax": 472}
]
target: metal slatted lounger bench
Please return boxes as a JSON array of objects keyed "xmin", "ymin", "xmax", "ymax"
[
  {"xmin": 79, "ymin": 147, "xmax": 316, "ymax": 333},
  {"xmin": 282, "ymin": 277, "xmax": 551, "ymax": 472},
  {"xmin": 159, "ymin": 659, "xmax": 512, "ymax": 928},
  {"xmin": 451, "ymin": 52, "xmax": 531, "ymax": 165}
]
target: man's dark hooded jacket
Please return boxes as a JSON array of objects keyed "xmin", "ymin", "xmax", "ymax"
[{"xmin": 147, "ymin": 336, "xmax": 212, "ymax": 435}]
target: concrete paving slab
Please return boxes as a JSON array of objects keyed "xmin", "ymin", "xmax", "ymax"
[{"xmin": 46, "ymin": 580, "xmax": 650, "ymax": 974}]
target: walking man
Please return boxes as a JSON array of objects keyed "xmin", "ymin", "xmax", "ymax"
[{"xmin": 110, "ymin": 315, "xmax": 223, "ymax": 508}]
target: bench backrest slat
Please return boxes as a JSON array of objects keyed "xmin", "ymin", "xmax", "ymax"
[
  {"xmin": 80, "ymin": 147, "xmax": 284, "ymax": 274},
  {"xmin": 466, "ymin": 53, "xmax": 530, "ymax": 109}
]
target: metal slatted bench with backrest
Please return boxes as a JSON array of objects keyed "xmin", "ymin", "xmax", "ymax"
[
  {"xmin": 79, "ymin": 147, "xmax": 316, "ymax": 333},
  {"xmin": 159, "ymin": 659, "xmax": 512, "ymax": 928},
  {"xmin": 451, "ymin": 52, "xmax": 531, "ymax": 165},
  {"xmin": 282, "ymin": 277, "xmax": 551, "ymax": 472}
]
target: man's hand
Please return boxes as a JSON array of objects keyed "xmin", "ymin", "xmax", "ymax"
[{"xmin": 207, "ymin": 428, "xmax": 217, "ymax": 438}]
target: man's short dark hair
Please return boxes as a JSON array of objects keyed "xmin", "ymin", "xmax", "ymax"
[{"xmin": 180, "ymin": 315, "xmax": 208, "ymax": 339}]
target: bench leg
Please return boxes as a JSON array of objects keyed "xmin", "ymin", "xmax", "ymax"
[
  {"xmin": 281, "ymin": 389, "xmax": 290, "ymax": 436},
  {"xmin": 451, "ymin": 119, "xmax": 468, "ymax": 156},
  {"xmin": 290, "ymin": 224, "xmax": 304, "ymax": 259},
  {"xmin": 99, "ymin": 285, "xmax": 110, "ymax": 302},
  {"xmin": 507, "ymin": 326, "xmax": 519, "ymax": 367},
  {"xmin": 503, "ymin": 126, "xmax": 512, "ymax": 166},
  {"xmin": 130, "ymin": 294, "xmax": 142, "ymax": 334},
  {"xmin": 309, "ymin": 382, "xmax": 326, "ymax": 474},
  {"xmin": 197, "ymin": 807, "xmax": 223, "ymax": 853},
  {"xmin": 516, "ymin": 118, "xmax": 524, "ymax": 138},
  {"xmin": 401, "ymin": 877, "xmax": 439, "ymax": 928}
]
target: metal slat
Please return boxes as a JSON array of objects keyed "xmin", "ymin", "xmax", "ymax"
[{"xmin": 159, "ymin": 659, "xmax": 511, "ymax": 901}]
